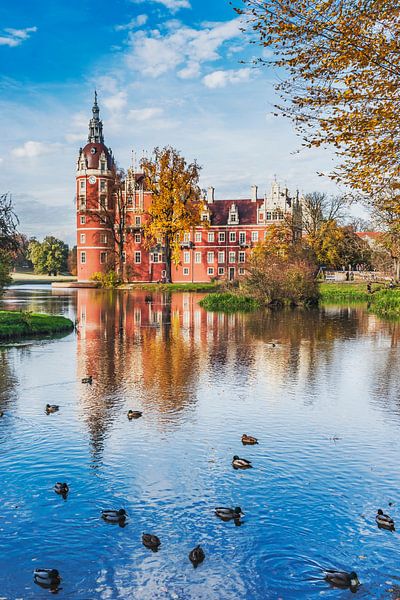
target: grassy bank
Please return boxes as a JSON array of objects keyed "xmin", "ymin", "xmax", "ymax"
[
  {"xmin": 11, "ymin": 273, "xmax": 77, "ymax": 285},
  {"xmin": 199, "ymin": 292, "xmax": 260, "ymax": 313},
  {"xmin": 123, "ymin": 282, "xmax": 222, "ymax": 293},
  {"xmin": 319, "ymin": 282, "xmax": 385, "ymax": 302},
  {"xmin": 0, "ymin": 311, "xmax": 74, "ymax": 340}
]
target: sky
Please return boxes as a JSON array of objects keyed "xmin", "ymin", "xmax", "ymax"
[{"xmin": 0, "ymin": 0, "xmax": 343, "ymax": 245}]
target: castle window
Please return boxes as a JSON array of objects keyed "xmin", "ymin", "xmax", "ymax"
[
  {"xmin": 208, "ymin": 232, "xmax": 214, "ymax": 243},
  {"xmin": 239, "ymin": 251, "xmax": 245, "ymax": 263},
  {"xmin": 80, "ymin": 180, "xmax": 85, "ymax": 190},
  {"xmin": 229, "ymin": 231, "xmax": 236, "ymax": 242},
  {"xmin": 135, "ymin": 233, "xmax": 141, "ymax": 243},
  {"xmin": 184, "ymin": 251, "xmax": 190, "ymax": 264},
  {"xmin": 100, "ymin": 252, "xmax": 107, "ymax": 264},
  {"xmin": 80, "ymin": 252, "xmax": 86, "ymax": 264},
  {"xmin": 99, "ymin": 195, "xmax": 107, "ymax": 209},
  {"xmin": 259, "ymin": 213, "xmax": 264, "ymax": 221},
  {"xmin": 251, "ymin": 231, "xmax": 259, "ymax": 242},
  {"xmin": 266, "ymin": 212, "xmax": 272, "ymax": 220},
  {"xmin": 80, "ymin": 233, "xmax": 86, "ymax": 244},
  {"xmin": 183, "ymin": 267, "xmax": 189, "ymax": 276},
  {"xmin": 218, "ymin": 267, "xmax": 225, "ymax": 275},
  {"xmin": 229, "ymin": 251, "xmax": 236, "ymax": 263},
  {"xmin": 79, "ymin": 196, "xmax": 86, "ymax": 210},
  {"xmin": 239, "ymin": 231, "xmax": 246, "ymax": 244},
  {"xmin": 80, "ymin": 216, "xmax": 86, "ymax": 225},
  {"xmin": 218, "ymin": 232, "xmax": 225, "ymax": 243},
  {"xmin": 100, "ymin": 233, "xmax": 107, "ymax": 244},
  {"xmin": 183, "ymin": 232, "xmax": 190, "ymax": 242},
  {"xmin": 100, "ymin": 180, "xmax": 106, "ymax": 192},
  {"xmin": 272, "ymin": 212, "xmax": 277, "ymax": 220},
  {"xmin": 239, "ymin": 267, "xmax": 245, "ymax": 275},
  {"xmin": 195, "ymin": 232, "xmax": 202, "ymax": 242},
  {"xmin": 218, "ymin": 251, "xmax": 225, "ymax": 263},
  {"xmin": 100, "ymin": 161, "xmax": 106, "ymax": 172},
  {"xmin": 207, "ymin": 251, "xmax": 214, "ymax": 264},
  {"xmin": 207, "ymin": 267, "xmax": 214, "ymax": 276},
  {"xmin": 195, "ymin": 252, "xmax": 201, "ymax": 264},
  {"xmin": 135, "ymin": 216, "xmax": 141, "ymax": 226},
  {"xmin": 135, "ymin": 251, "xmax": 141, "ymax": 264}
]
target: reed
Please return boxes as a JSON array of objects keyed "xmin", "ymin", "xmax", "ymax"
[{"xmin": 199, "ymin": 293, "xmax": 260, "ymax": 313}]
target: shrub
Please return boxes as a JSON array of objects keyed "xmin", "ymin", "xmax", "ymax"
[{"xmin": 90, "ymin": 270, "xmax": 121, "ymax": 288}]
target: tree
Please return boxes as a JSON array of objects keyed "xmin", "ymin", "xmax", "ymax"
[
  {"xmin": 141, "ymin": 146, "xmax": 203, "ymax": 282},
  {"xmin": 10, "ymin": 234, "xmax": 33, "ymax": 270},
  {"xmin": 246, "ymin": 226, "xmax": 318, "ymax": 305},
  {"xmin": 237, "ymin": 0, "xmax": 400, "ymax": 197},
  {"xmin": 90, "ymin": 167, "xmax": 127, "ymax": 278},
  {"xmin": 371, "ymin": 188, "xmax": 400, "ymax": 279},
  {"xmin": 0, "ymin": 193, "xmax": 19, "ymax": 294},
  {"xmin": 28, "ymin": 236, "xmax": 68, "ymax": 275},
  {"xmin": 302, "ymin": 192, "xmax": 348, "ymax": 237},
  {"xmin": 67, "ymin": 246, "xmax": 77, "ymax": 276}
]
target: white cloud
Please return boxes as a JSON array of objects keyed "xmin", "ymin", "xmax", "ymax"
[
  {"xmin": 128, "ymin": 107, "xmax": 164, "ymax": 121},
  {"xmin": 202, "ymin": 68, "xmax": 252, "ymax": 89},
  {"xmin": 0, "ymin": 26, "xmax": 37, "ymax": 47},
  {"xmin": 115, "ymin": 14, "xmax": 148, "ymax": 31},
  {"xmin": 103, "ymin": 91, "xmax": 128, "ymax": 112},
  {"xmin": 11, "ymin": 141, "xmax": 55, "ymax": 158},
  {"xmin": 130, "ymin": 0, "xmax": 191, "ymax": 13},
  {"xmin": 125, "ymin": 18, "xmax": 242, "ymax": 78}
]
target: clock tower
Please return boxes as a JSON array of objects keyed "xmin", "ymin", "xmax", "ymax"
[{"xmin": 76, "ymin": 93, "xmax": 115, "ymax": 281}]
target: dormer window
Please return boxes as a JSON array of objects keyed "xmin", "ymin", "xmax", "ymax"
[{"xmin": 228, "ymin": 203, "xmax": 239, "ymax": 225}]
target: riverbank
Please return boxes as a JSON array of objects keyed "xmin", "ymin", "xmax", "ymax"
[
  {"xmin": 199, "ymin": 292, "xmax": 260, "ymax": 313},
  {"xmin": 0, "ymin": 311, "xmax": 74, "ymax": 340},
  {"xmin": 11, "ymin": 273, "xmax": 77, "ymax": 286},
  {"xmin": 122, "ymin": 282, "xmax": 222, "ymax": 292}
]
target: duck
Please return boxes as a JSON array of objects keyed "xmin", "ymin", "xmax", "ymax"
[
  {"xmin": 142, "ymin": 533, "xmax": 161, "ymax": 551},
  {"xmin": 45, "ymin": 404, "xmax": 59, "ymax": 413},
  {"xmin": 376, "ymin": 508, "xmax": 395, "ymax": 530},
  {"xmin": 127, "ymin": 410, "xmax": 142, "ymax": 419},
  {"xmin": 324, "ymin": 569, "xmax": 360, "ymax": 592},
  {"xmin": 189, "ymin": 545, "xmax": 205, "ymax": 567},
  {"xmin": 232, "ymin": 455, "xmax": 252, "ymax": 469},
  {"xmin": 81, "ymin": 376, "xmax": 93, "ymax": 384},
  {"xmin": 0, "ymin": 411, "xmax": 3, "ymax": 417},
  {"xmin": 54, "ymin": 482, "xmax": 69, "ymax": 496},
  {"xmin": 215, "ymin": 506, "xmax": 244, "ymax": 521},
  {"xmin": 101, "ymin": 509, "xmax": 127, "ymax": 523},
  {"xmin": 33, "ymin": 568, "xmax": 61, "ymax": 585},
  {"xmin": 241, "ymin": 434, "xmax": 258, "ymax": 445}
]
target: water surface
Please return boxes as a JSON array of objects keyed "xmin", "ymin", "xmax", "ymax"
[{"xmin": 1, "ymin": 287, "xmax": 400, "ymax": 599}]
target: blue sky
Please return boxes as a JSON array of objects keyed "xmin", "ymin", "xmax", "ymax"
[{"xmin": 0, "ymin": 0, "xmax": 341, "ymax": 244}]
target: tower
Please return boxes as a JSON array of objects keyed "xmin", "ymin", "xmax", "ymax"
[{"xmin": 76, "ymin": 93, "xmax": 115, "ymax": 281}]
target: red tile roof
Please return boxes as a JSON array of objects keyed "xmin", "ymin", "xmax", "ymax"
[{"xmin": 209, "ymin": 199, "xmax": 263, "ymax": 226}]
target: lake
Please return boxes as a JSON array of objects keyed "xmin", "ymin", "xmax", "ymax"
[{"xmin": 1, "ymin": 286, "xmax": 400, "ymax": 599}]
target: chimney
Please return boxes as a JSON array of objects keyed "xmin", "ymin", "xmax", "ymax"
[
  {"xmin": 207, "ymin": 186, "xmax": 215, "ymax": 203},
  {"xmin": 251, "ymin": 185, "xmax": 258, "ymax": 202}
]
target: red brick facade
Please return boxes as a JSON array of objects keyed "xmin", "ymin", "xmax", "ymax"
[{"xmin": 77, "ymin": 97, "xmax": 302, "ymax": 283}]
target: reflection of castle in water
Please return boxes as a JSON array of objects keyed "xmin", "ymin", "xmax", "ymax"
[{"xmin": 74, "ymin": 289, "xmax": 400, "ymax": 457}]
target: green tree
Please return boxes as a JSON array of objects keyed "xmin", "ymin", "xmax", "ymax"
[
  {"xmin": 28, "ymin": 236, "xmax": 68, "ymax": 275},
  {"xmin": 141, "ymin": 146, "xmax": 203, "ymax": 282},
  {"xmin": 0, "ymin": 193, "xmax": 19, "ymax": 294}
]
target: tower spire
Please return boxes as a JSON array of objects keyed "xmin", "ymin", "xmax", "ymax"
[{"xmin": 88, "ymin": 91, "xmax": 104, "ymax": 143}]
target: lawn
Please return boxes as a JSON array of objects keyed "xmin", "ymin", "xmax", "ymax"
[{"xmin": 0, "ymin": 311, "xmax": 74, "ymax": 340}]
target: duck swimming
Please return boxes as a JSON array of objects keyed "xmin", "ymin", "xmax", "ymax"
[
  {"xmin": 241, "ymin": 434, "xmax": 258, "ymax": 445},
  {"xmin": 324, "ymin": 569, "xmax": 360, "ymax": 592},
  {"xmin": 33, "ymin": 568, "xmax": 61, "ymax": 588},
  {"xmin": 376, "ymin": 508, "xmax": 395, "ymax": 530},
  {"xmin": 45, "ymin": 404, "xmax": 59, "ymax": 413},
  {"xmin": 127, "ymin": 410, "xmax": 142, "ymax": 419},
  {"xmin": 81, "ymin": 376, "xmax": 93, "ymax": 384},
  {"xmin": 142, "ymin": 533, "xmax": 161, "ymax": 551},
  {"xmin": 189, "ymin": 545, "xmax": 205, "ymax": 567},
  {"xmin": 215, "ymin": 506, "xmax": 244, "ymax": 521},
  {"xmin": 232, "ymin": 455, "xmax": 252, "ymax": 469},
  {"xmin": 101, "ymin": 509, "xmax": 127, "ymax": 523},
  {"xmin": 54, "ymin": 482, "xmax": 69, "ymax": 496}
]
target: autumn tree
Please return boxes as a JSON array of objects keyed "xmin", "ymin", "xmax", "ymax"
[
  {"xmin": 302, "ymin": 192, "xmax": 348, "ymax": 237},
  {"xmin": 371, "ymin": 188, "xmax": 400, "ymax": 279},
  {"xmin": 141, "ymin": 146, "xmax": 203, "ymax": 282},
  {"xmin": 28, "ymin": 236, "xmax": 68, "ymax": 275},
  {"xmin": 237, "ymin": 0, "xmax": 400, "ymax": 197}
]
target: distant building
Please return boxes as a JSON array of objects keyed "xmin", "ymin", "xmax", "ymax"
[
  {"xmin": 355, "ymin": 231, "xmax": 382, "ymax": 248},
  {"xmin": 76, "ymin": 95, "xmax": 303, "ymax": 282}
]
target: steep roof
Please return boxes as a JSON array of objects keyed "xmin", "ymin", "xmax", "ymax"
[{"xmin": 208, "ymin": 199, "xmax": 264, "ymax": 226}]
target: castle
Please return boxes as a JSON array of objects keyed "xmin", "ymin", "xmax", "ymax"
[{"xmin": 76, "ymin": 95, "xmax": 302, "ymax": 282}]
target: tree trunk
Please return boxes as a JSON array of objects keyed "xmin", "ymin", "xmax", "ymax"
[
  {"xmin": 165, "ymin": 237, "xmax": 172, "ymax": 283},
  {"xmin": 395, "ymin": 256, "xmax": 400, "ymax": 282}
]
